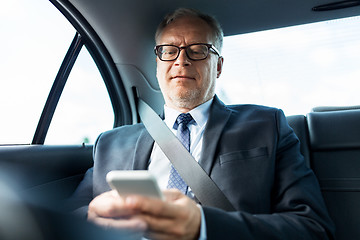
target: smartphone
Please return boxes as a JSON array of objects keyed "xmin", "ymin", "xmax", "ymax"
[{"xmin": 106, "ymin": 170, "xmax": 164, "ymax": 200}]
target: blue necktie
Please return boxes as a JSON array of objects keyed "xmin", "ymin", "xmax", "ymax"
[{"xmin": 167, "ymin": 113, "xmax": 193, "ymax": 194}]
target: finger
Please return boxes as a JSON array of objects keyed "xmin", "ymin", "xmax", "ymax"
[
  {"xmin": 125, "ymin": 195, "xmax": 182, "ymax": 219},
  {"xmin": 88, "ymin": 190, "xmax": 136, "ymax": 218},
  {"xmin": 124, "ymin": 189, "xmax": 193, "ymax": 219},
  {"xmin": 123, "ymin": 192, "xmax": 201, "ymax": 239},
  {"xmin": 126, "ymin": 196, "xmax": 201, "ymax": 238},
  {"xmin": 91, "ymin": 216, "xmax": 148, "ymax": 232},
  {"xmin": 140, "ymin": 214, "xmax": 175, "ymax": 232},
  {"xmin": 142, "ymin": 214, "xmax": 200, "ymax": 240},
  {"xmin": 162, "ymin": 189, "xmax": 184, "ymax": 201}
]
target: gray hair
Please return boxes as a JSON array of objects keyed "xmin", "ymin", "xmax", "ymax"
[{"xmin": 155, "ymin": 8, "xmax": 224, "ymax": 52}]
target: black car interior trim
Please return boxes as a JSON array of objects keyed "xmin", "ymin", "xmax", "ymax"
[
  {"xmin": 313, "ymin": 0, "xmax": 360, "ymax": 11},
  {"xmin": 50, "ymin": 0, "xmax": 133, "ymax": 127},
  {"xmin": 32, "ymin": 33, "xmax": 83, "ymax": 144}
]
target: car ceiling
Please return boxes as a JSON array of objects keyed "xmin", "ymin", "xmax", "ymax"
[{"xmin": 66, "ymin": 0, "xmax": 359, "ymax": 111}]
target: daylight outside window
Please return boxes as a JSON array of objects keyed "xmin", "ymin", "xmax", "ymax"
[
  {"xmin": 216, "ymin": 15, "xmax": 360, "ymax": 116},
  {"xmin": 0, "ymin": 0, "xmax": 113, "ymax": 145},
  {"xmin": 2, "ymin": 0, "xmax": 359, "ymax": 144}
]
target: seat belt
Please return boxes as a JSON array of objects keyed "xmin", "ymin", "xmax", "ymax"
[{"xmin": 137, "ymin": 98, "xmax": 235, "ymax": 211}]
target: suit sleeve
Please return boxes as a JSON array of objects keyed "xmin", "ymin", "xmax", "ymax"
[
  {"xmin": 65, "ymin": 133, "xmax": 104, "ymax": 218},
  {"xmin": 203, "ymin": 109, "xmax": 335, "ymax": 240},
  {"xmin": 66, "ymin": 168, "xmax": 93, "ymax": 218}
]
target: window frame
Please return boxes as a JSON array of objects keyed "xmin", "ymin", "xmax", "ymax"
[
  {"xmin": 32, "ymin": 33, "xmax": 83, "ymax": 144},
  {"xmin": 30, "ymin": 0, "xmax": 133, "ymax": 144}
]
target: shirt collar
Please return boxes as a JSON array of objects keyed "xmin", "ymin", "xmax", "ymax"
[{"xmin": 164, "ymin": 98, "xmax": 213, "ymax": 130}]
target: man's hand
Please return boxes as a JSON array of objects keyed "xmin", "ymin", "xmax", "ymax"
[
  {"xmin": 87, "ymin": 189, "xmax": 201, "ymax": 240},
  {"xmin": 128, "ymin": 189, "xmax": 201, "ymax": 240},
  {"xmin": 87, "ymin": 190, "xmax": 147, "ymax": 234}
]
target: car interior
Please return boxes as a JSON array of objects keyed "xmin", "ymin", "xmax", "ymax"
[{"xmin": 0, "ymin": 0, "xmax": 359, "ymax": 239}]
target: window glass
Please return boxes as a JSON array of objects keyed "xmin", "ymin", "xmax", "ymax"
[
  {"xmin": 0, "ymin": 0, "xmax": 114, "ymax": 145},
  {"xmin": 216, "ymin": 16, "xmax": 360, "ymax": 116},
  {"xmin": 45, "ymin": 48, "xmax": 114, "ymax": 145},
  {"xmin": 0, "ymin": 0, "xmax": 74, "ymax": 144}
]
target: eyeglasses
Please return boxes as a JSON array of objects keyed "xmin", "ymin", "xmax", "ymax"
[{"xmin": 154, "ymin": 43, "xmax": 220, "ymax": 61}]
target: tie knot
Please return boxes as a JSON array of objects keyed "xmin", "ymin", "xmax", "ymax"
[{"xmin": 176, "ymin": 113, "xmax": 193, "ymax": 126}]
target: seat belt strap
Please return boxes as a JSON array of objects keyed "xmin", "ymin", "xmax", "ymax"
[{"xmin": 137, "ymin": 98, "xmax": 235, "ymax": 211}]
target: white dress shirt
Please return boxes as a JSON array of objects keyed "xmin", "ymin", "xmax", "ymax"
[
  {"xmin": 148, "ymin": 98, "xmax": 213, "ymax": 189},
  {"xmin": 147, "ymin": 98, "xmax": 213, "ymax": 240}
]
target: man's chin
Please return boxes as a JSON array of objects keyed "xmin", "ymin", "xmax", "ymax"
[{"xmin": 170, "ymin": 93, "xmax": 203, "ymax": 109}]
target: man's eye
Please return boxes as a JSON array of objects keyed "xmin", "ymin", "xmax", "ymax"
[
  {"xmin": 162, "ymin": 49, "xmax": 177, "ymax": 55},
  {"xmin": 190, "ymin": 50, "xmax": 200, "ymax": 54},
  {"xmin": 189, "ymin": 49, "xmax": 205, "ymax": 56},
  {"xmin": 189, "ymin": 46, "xmax": 206, "ymax": 55}
]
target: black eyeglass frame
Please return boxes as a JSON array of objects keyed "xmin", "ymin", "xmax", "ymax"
[{"xmin": 154, "ymin": 43, "xmax": 221, "ymax": 61}]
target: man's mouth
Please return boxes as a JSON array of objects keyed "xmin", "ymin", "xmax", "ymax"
[{"xmin": 171, "ymin": 76, "xmax": 195, "ymax": 80}]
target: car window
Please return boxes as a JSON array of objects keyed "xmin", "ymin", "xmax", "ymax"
[
  {"xmin": 45, "ymin": 48, "xmax": 114, "ymax": 145},
  {"xmin": 0, "ymin": 0, "xmax": 113, "ymax": 145},
  {"xmin": 216, "ymin": 15, "xmax": 360, "ymax": 116}
]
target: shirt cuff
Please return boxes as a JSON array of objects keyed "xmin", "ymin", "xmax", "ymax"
[{"xmin": 197, "ymin": 205, "xmax": 207, "ymax": 240}]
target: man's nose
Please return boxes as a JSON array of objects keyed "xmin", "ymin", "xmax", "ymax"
[{"xmin": 174, "ymin": 49, "xmax": 191, "ymax": 66}]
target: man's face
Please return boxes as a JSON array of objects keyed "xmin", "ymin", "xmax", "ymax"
[{"xmin": 156, "ymin": 16, "xmax": 223, "ymax": 112}]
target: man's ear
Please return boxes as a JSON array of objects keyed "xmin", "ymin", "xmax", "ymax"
[{"xmin": 217, "ymin": 56, "xmax": 224, "ymax": 78}]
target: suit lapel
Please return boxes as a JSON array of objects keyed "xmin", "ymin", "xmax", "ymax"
[
  {"xmin": 199, "ymin": 96, "xmax": 232, "ymax": 175},
  {"xmin": 132, "ymin": 127, "xmax": 154, "ymax": 170},
  {"xmin": 132, "ymin": 98, "xmax": 231, "ymax": 174}
]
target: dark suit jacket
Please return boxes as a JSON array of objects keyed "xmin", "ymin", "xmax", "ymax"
[{"xmin": 71, "ymin": 96, "xmax": 335, "ymax": 239}]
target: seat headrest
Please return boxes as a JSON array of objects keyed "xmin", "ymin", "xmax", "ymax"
[{"xmin": 307, "ymin": 109, "xmax": 360, "ymax": 150}]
